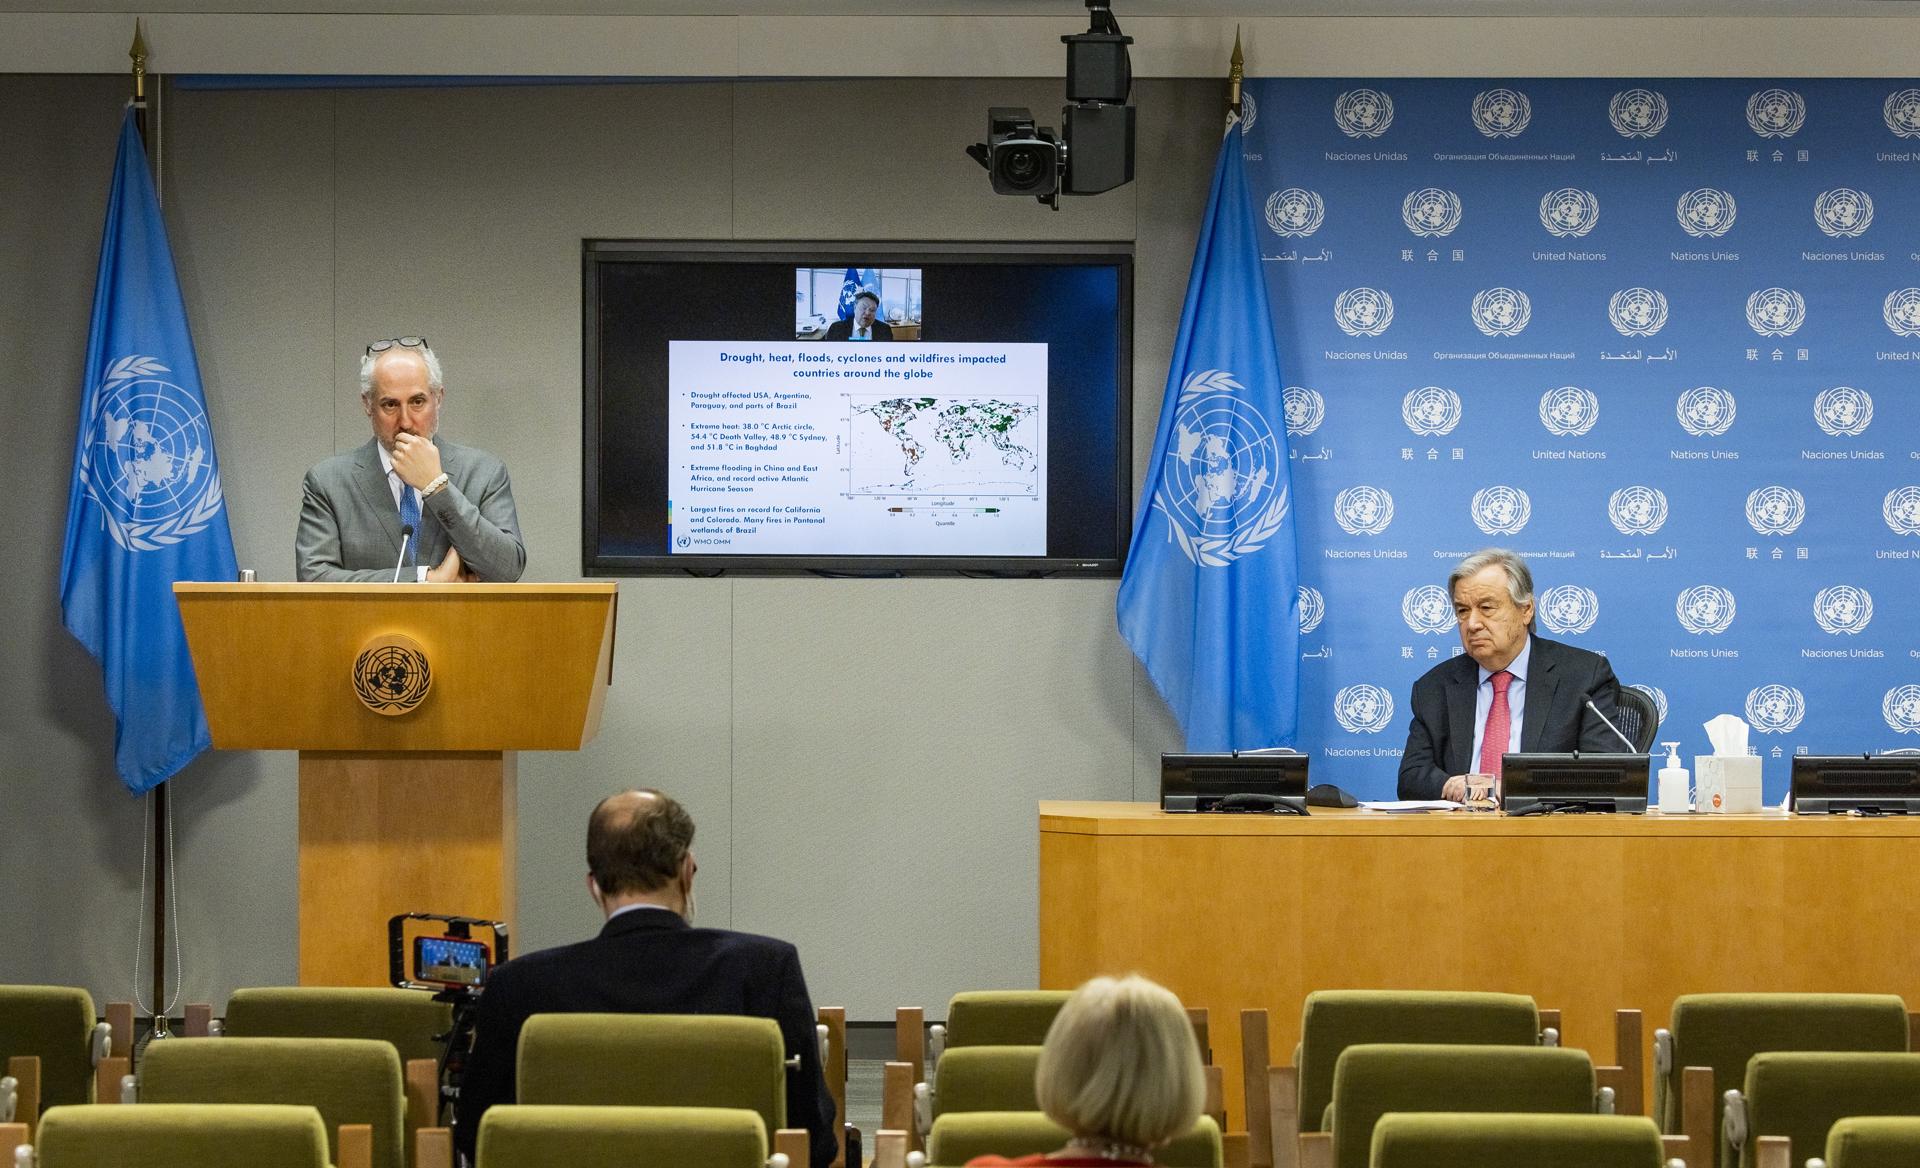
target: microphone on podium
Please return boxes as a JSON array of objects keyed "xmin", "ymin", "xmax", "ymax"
[
  {"xmin": 1585, "ymin": 698, "xmax": 1638, "ymax": 752},
  {"xmin": 392, "ymin": 524, "xmax": 416, "ymax": 584}
]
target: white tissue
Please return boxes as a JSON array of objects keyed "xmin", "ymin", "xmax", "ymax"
[{"xmin": 1704, "ymin": 713, "xmax": 1749, "ymax": 757}]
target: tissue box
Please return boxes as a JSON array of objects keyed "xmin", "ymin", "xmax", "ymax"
[{"xmin": 1695, "ymin": 755, "xmax": 1763, "ymax": 814}]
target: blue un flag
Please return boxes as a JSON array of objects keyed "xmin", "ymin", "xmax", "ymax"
[
  {"xmin": 60, "ymin": 108, "xmax": 238, "ymax": 793},
  {"xmin": 1116, "ymin": 124, "xmax": 1301, "ymax": 751},
  {"xmin": 835, "ymin": 266, "xmax": 863, "ymax": 320}
]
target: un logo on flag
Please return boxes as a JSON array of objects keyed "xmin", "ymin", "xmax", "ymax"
[
  {"xmin": 1883, "ymin": 289, "xmax": 1920, "ymax": 337},
  {"xmin": 1334, "ymin": 288, "xmax": 1395, "ymax": 337},
  {"xmin": 1813, "ymin": 387, "xmax": 1874, "ymax": 437},
  {"xmin": 1746, "ymin": 288, "xmax": 1805, "ymax": 337},
  {"xmin": 1813, "ymin": 586, "xmax": 1874, "ymax": 636},
  {"xmin": 1677, "ymin": 189, "xmax": 1737, "ymax": 238},
  {"xmin": 1746, "ymin": 486, "xmax": 1806, "ymax": 536},
  {"xmin": 1471, "ymin": 88, "xmax": 1532, "ymax": 137},
  {"xmin": 1265, "ymin": 188, "xmax": 1325, "ymax": 238},
  {"xmin": 1298, "ymin": 585, "xmax": 1325, "ymax": 634},
  {"xmin": 1333, "ymin": 684, "xmax": 1395, "ymax": 734},
  {"xmin": 1333, "ymin": 88, "xmax": 1394, "ymax": 138},
  {"xmin": 1471, "ymin": 288, "xmax": 1531, "ymax": 337},
  {"xmin": 1814, "ymin": 189, "xmax": 1874, "ymax": 238},
  {"xmin": 78, "ymin": 355, "xmax": 228, "ymax": 553},
  {"xmin": 1282, "ymin": 386, "xmax": 1326, "ymax": 436},
  {"xmin": 1631, "ymin": 684, "xmax": 1669, "ymax": 725},
  {"xmin": 1401, "ymin": 585, "xmax": 1454, "ymax": 635},
  {"xmin": 1402, "ymin": 386, "xmax": 1462, "ymax": 437},
  {"xmin": 1676, "ymin": 585, "xmax": 1737, "ymax": 635},
  {"xmin": 1884, "ymin": 486, "xmax": 1920, "ymax": 536},
  {"xmin": 1609, "ymin": 88, "xmax": 1669, "ymax": 138},
  {"xmin": 1885, "ymin": 89, "xmax": 1920, "ymax": 138},
  {"xmin": 1746, "ymin": 88, "xmax": 1807, "ymax": 138},
  {"xmin": 1152, "ymin": 369, "xmax": 1292, "ymax": 569},
  {"xmin": 1608, "ymin": 486, "xmax": 1669, "ymax": 535},
  {"xmin": 1677, "ymin": 386, "xmax": 1737, "ymax": 437},
  {"xmin": 1539, "ymin": 188, "xmax": 1600, "ymax": 238},
  {"xmin": 1745, "ymin": 685, "xmax": 1806, "ymax": 734},
  {"xmin": 1885, "ymin": 686, "xmax": 1920, "ymax": 734},
  {"xmin": 1539, "ymin": 585, "xmax": 1600, "ymax": 636},
  {"xmin": 1470, "ymin": 485, "xmax": 1531, "ymax": 536},
  {"xmin": 1402, "ymin": 188, "xmax": 1462, "ymax": 238},
  {"xmin": 1608, "ymin": 288, "xmax": 1668, "ymax": 337},
  {"xmin": 1539, "ymin": 387, "xmax": 1600, "ymax": 437},
  {"xmin": 1333, "ymin": 485, "xmax": 1394, "ymax": 536}
]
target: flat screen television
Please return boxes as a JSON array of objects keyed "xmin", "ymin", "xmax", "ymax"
[{"xmin": 583, "ymin": 240, "xmax": 1133, "ymax": 575}]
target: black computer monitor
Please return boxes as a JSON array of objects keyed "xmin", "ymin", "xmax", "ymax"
[
  {"xmin": 1160, "ymin": 752, "xmax": 1308, "ymax": 814},
  {"xmin": 1500, "ymin": 753, "xmax": 1650, "ymax": 815},
  {"xmin": 1790, "ymin": 754, "xmax": 1920, "ymax": 814}
]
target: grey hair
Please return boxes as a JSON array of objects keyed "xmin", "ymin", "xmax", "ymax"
[
  {"xmin": 1448, "ymin": 547, "xmax": 1534, "ymax": 608},
  {"xmin": 359, "ymin": 343, "xmax": 446, "ymax": 398}
]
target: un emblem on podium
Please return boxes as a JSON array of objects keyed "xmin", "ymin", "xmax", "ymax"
[{"xmin": 353, "ymin": 633, "xmax": 433, "ymax": 716}]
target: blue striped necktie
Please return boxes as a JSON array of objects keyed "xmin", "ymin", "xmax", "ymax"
[{"xmin": 397, "ymin": 480, "xmax": 421, "ymax": 567}]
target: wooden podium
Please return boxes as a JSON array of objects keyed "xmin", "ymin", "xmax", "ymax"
[{"xmin": 175, "ymin": 582, "xmax": 617, "ymax": 986}]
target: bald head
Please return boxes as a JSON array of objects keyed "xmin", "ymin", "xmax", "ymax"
[{"xmin": 587, "ymin": 788, "xmax": 696, "ymax": 899}]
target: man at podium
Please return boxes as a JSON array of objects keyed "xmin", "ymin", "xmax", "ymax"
[{"xmin": 295, "ymin": 337, "xmax": 526, "ymax": 582}]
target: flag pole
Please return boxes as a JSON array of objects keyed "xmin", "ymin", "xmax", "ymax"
[
  {"xmin": 1228, "ymin": 25, "xmax": 1244, "ymax": 120},
  {"xmin": 129, "ymin": 21, "xmax": 148, "ymax": 140}
]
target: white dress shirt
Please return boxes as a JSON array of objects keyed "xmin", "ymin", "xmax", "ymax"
[{"xmin": 1468, "ymin": 635, "xmax": 1531, "ymax": 768}]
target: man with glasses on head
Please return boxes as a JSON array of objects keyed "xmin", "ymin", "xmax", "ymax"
[{"xmin": 296, "ymin": 337, "xmax": 526, "ymax": 582}]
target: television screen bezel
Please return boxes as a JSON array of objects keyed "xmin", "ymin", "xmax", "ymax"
[{"xmin": 581, "ymin": 238, "xmax": 1135, "ymax": 577}]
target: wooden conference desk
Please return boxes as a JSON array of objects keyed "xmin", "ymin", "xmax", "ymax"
[{"xmin": 1038, "ymin": 800, "xmax": 1920, "ymax": 1118}]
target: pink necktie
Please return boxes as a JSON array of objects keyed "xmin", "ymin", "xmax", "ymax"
[{"xmin": 1478, "ymin": 670, "xmax": 1513, "ymax": 777}]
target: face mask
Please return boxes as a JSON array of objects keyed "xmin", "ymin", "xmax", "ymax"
[{"xmin": 682, "ymin": 884, "xmax": 697, "ymax": 926}]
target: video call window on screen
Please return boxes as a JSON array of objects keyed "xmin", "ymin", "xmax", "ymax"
[{"xmin": 795, "ymin": 267, "xmax": 924, "ymax": 339}]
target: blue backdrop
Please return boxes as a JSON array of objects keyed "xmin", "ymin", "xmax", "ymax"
[{"xmin": 1240, "ymin": 78, "xmax": 1920, "ymax": 799}]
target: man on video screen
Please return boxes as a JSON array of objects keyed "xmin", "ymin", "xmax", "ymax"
[{"xmin": 822, "ymin": 289, "xmax": 894, "ymax": 341}]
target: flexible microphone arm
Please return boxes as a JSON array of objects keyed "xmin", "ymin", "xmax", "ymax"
[
  {"xmin": 1585, "ymin": 698, "xmax": 1638, "ymax": 752},
  {"xmin": 392, "ymin": 524, "xmax": 415, "ymax": 584}
]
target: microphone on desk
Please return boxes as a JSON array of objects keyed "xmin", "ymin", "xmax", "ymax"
[
  {"xmin": 1585, "ymin": 698, "xmax": 1639, "ymax": 752},
  {"xmin": 392, "ymin": 524, "xmax": 415, "ymax": 584}
]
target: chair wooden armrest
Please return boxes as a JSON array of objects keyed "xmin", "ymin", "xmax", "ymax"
[
  {"xmin": 1680, "ymin": 1066, "xmax": 1715, "ymax": 1165},
  {"xmin": 776, "ymin": 1127, "xmax": 812, "ymax": 1168},
  {"xmin": 105, "ymin": 1003, "xmax": 134, "ymax": 1059},
  {"xmin": 0, "ymin": 1122, "xmax": 26, "ymax": 1166},
  {"xmin": 1297, "ymin": 1131, "xmax": 1333, "ymax": 1168},
  {"xmin": 1909, "ymin": 1010, "xmax": 1920, "ymax": 1053},
  {"xmin": 182, "ymin": 1004, "xmax": 213, "ymax": 1038},
  {"xmin": 881, "ymin": 1060, "xmax": 914, "ymax": 1138},
  {"xmin": 873, "ymin": 1129, "xmax": 908, "ymax": 1168},
  {"xmin": 1223, "ymin": 1131, "xmax": 1250, "ymax": 1168},
  {"xmin": 5, "ymin": 1058, "xmax": 40, "ymax": 1141},
  {"xmin": 895, "ymin": 1008, "xmax": 924, "ymax": 1153},
  {"xmin": 405, "ymin": 1057, "xmax": 440, "ymax": 1143},
  {"xmin": 1268, "ymin": 1065, "xmax": 1300, "ymax": 1168},
  {"xmin": 1601, "ymin": 1009, "xmax": 1644, "ymax": 1116},
  {"xmin": 95, "ymin": 1057, "xmax": 129, "ymax": 1104},
  {"xmin": 1660, "ymin": 1133, "xmax": 1691, "ymax": 1167},
  {"xmin": 1204, "ymin": 1064, "xmax": 1226, "ymax": 1128},
  {"xmin": 1188, "ymin": 1007, "xmax": 1212, "ymax": 1065},
  {"xmin": 416, "ymin": 1127, "xmax": 453, "ymax": 1168},
  {"xmin": 338, "ymin": 1122, "xmax": 373, "ymax": 1168},
  {"xmin": 1755, "ymin": 1134, "xmax": 1790, "ymax": 1168},
  {"xmin": 1241, "ymin": 1008, "xmax": 1273, "ymax": 1168},
  {"xmin": 819, "ymin": 1007, "xmax": 847, "ymax": 1168},
  {"xmin": 1539, "ymin": 1007, "xmax": 1562, "ymax": 1045}
]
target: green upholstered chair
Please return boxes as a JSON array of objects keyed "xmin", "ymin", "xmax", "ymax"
[
  {"xmin": 1814, "ymin": 1115, "xmax": 1920, "ymax": 1168},
  {"xmin": 1370, "ymin": 1112, "xmax": 1667, "ymax": 1168},
  {"xmin": 935, "ymin": 992, "xmax": 1071, "ymax": 1058},
  {"xmin": 923, "ymin": 1111, "xmax": 1223, "ymax": 1168},
  {"xmin": 0, "ymin": 986, "xmax": 108, "ymax": 1108},
  {"xmin": 139, "ymin": 1035, "xmax": 407, "ymax": 1168},
  {"xmin": 1722, "ymin": 1052, "xmax": 1920, "ymax": 1168},
  {"xmin": 33, "ymin": 1102, "xmax": 331, "ymax": 1168},
  {"xmin": 475, "ymin": 1104, "xmax": 772, "ymax": 1168},
  {"xmin": 913, "ymin": 1045, "xmax": 1042, "ymax": 1140},
  {"xmin": 1653, "ymin": 994, "xmax": 1909, "ymax": 1167},
  {"xmin": 223, "ymin": 987, "xmax": 452, "ymax": 1065},
  {"xmin": 1323, "ymin": 1043, "xmax": 1599, "ymax": 1168}
]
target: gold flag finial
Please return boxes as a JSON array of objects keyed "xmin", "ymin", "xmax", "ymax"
[
  {"xmin": 1228, "ymin": 26, "xmax": 1244, "ymax": 118},
  {"xmin": 130, "ymin": 19, "xmax": 148, "ymax": 104}
]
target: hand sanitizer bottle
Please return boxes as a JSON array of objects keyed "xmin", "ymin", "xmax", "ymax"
[{"xmin": 1657, "ymin": 742, "xmax": 1690, "ymax": 814}]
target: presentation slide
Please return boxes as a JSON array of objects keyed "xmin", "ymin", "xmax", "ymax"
[{"xmin": 668, "ymin": 341, "xmax": 1049, "ymax": 556}]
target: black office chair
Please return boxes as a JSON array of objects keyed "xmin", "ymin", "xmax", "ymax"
[{"xmin": 1612, "ymin": 686, "xmax": 1660, "ymax": 753}]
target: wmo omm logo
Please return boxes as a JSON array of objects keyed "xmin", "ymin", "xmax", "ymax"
[
  {"xmin": 1609, "ymin": 88, "xmax": 1669, "ymax": 137},
  {"xmin": 1471, "ymin": 88, "xmax": 1532, "ymax": 137},
  {"xmin": 1402, "ymin": 188, "xmax": 1462, "ymax": 238},
  {"xmin": 1813, "ymin": 387, "xmax": 1873, "ymax": 437},
  {"xmin": 1471, "ymin": 288, "xmax": 1531, "ymax": 337},
  {"xmin": 1676, "ymin": 585, "xmax": 1737, "ymax": 635},
  {"xmin": 1333, "ymin": 485, "xmax": 1394, "ymax": 535},
  {"xmin": 1539, "ymin": 386, "xmax": 1600, "ymax": 437},
  {"xmin": 1884, "ymin": 685, "xmax": 1920, "ymax": 735},
  {"xmin": 1265, "ymin": 188, "xmax": 1324, "ymax": 238},
  {"xmin": 1609, "ymin": 486, "xmax": 1668, "ymax": 535},
  {"xmin": 1883, "ymin": 289, "xmax": 1920, "ymax": 337},
  {"xmin": 1747, "ymin": 486, "xmax": 1806, "ymax": 536},
  {"xmin": 1746, "ymin": 88, "xmax": 1807, "ymax": 138},
  {"xmin": 1539, "ymin": 188, "xmax": 1600, "ymax": 238},
  {"xmin": 1282, "ymin": 386, "xmax": 1325, "ymax": 437},
  {"xmin": 1814, "ymin": 189, "xmax": 1873, "ymax": 238},
  {"xmin": 1812, "ymin": 585, "xmax": 1873, "ymax": 636},
  {"xmin": 1676, "ymin": 387, "xmax": 1737, "ymax": 437},
  {"xmin": 1402, "ymin": 584, "xmax": 1454, "ymax": 635},
  {"xmin": 1335, "ymin": 288, "xmax": 1394, "ymax": 337},
  {"xmin": 1746, "ymin": 288, "xmax": 1805, "ymax": 337},
  {"xmin": 1470, "ymin": 485, "xmax": 1531, "ymax": 536},
  {"xmin": 1885, "ymin": 90, "xmax": 1920, "ymax": 139},
  {"xmin": 1298, "ymin": 585, "xmax": 1326, "ymax": 635},
  {"xmin": 1746, "ymin": 685, "xmax": 1806, "ymax": 734},
  {"xmin": 1333, "ymin": 89, "xmax": 1394, "ymax": 138},
  {"xmin": 1402, "ymin": 386, "xmax": 1462, "ymax": 437},
  {"xmin": 1608, "ymin": 288, "xmax": 1668, "ymax": 337},
  {"xmin": 1539, "ymin": 585, "xmax": 1600, "ymax": 636},
  {"xmin": 1677, "ymin": 189, "xmax": 1737, "ymax": 238},
  {"xmin": 1333, "ymin": 684, "xmax": 1395, "ymax": 734},
  {"xmin": 1884, "ymin": 486, "xmax": 1920, "ymax": 536}
]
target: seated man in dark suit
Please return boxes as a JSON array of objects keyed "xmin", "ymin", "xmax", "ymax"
[
  {"xmin": 455, "ymin": 790, "xmax": 836, "ymax": 1166},
  {"xmin": 822, "ymin": 290, "xmax": 895, "ymax": 341},
  {"xmin": 1398, "ymin": 548, "xmax": 1622, "ymax": 800}
]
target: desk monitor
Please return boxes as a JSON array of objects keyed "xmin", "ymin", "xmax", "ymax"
[
  {"xmin": 1791, "ymin": 754, "xmax": 1920, "ymax": 815},
  {"xmin": 1160, "ymin": 752, "xmax": 1308, "ymax": 814},
  {"xmin": 1500, "ymin": 753, "xmax": 1650, "ymax": 815}
]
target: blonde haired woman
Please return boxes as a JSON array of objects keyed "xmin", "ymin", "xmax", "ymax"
[{"xmin": 967, "ymin": 974, "xmax": 1205, "ymax": 1166}]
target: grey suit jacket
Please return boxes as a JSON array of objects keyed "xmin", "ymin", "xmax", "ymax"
[{"xmin": 295, "ymin": 437, "xmax": 526, "ymax": 582}]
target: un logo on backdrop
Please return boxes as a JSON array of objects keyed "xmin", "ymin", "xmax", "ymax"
[
  {"xmin": 1402, "ymin": 188, "xmax": 1463, "ymax": 238},
  {"xmin": 1156, "ymin": 369, "xmax": 1292, "ymax": 568},
  {"xmin": 1298, "ymin": 585, "xmax": 1325, "ymax": 634},
  {"xmin": 1471, "ymin": 88, "xmax": 1532, "ymax": 137},
  {"xmin": 1746, "ymin": 88, "xmax": 1807, "ymax": 137},
  {"xmin": 1885, "ymin": 686, "xmax": 1920, "ymax": 734},
  {"xmin": 1333, "ymin": 684, "xmax": 1395, "ymax": 734},
  {"xmin": 1746, "ymin": 685, "xmax": 1807, "ymax": 734},
  {"xmin": 1882, "ymin": 289, "xmax": 1920, "ymax": 337},
  {"xmin": 1813, "ymin": 189, "xmax": 1874, "ymax": 238},
  {"xmin": 1471, "ymin": 288, "xmax": 1531, "ymax": 337},
  {"xmin": 1539, "ymin": 188, "xmax": 1600, "ymax": 238},
  {"xmin": 1282, "ymin": 386, "xmax": 1326, "ymax": 436},
  {"xmin": 1265, "ymin": 188, "xmax": 1325, "ymax": 238},
  {"xmin": 1539, "ymin": 386, "xmax": 1600, "ymax": 437},
  {"xmin": 1609, "ymin": 88, "xmax": 1670, "ymax": 137},
  {"xmin": 1813, "ymin": 386, "xmax": 1874, "ymax": 437},
  {"xmin": 1608, "ymin": 486, "xmax": 1669, "ymax": 535},
  {"xmin": 1539, "ymin": 585, "xmax": 1600, "ymax": 635},
  {"xmin": 1676, "ymin": 387, "xmax": 1737, "ymax": 437},
  {"xmin": 1885, "ymin": 89, "xmax": 1920, "ymax": 138},
  {"xmin": 1631, "ymin": 683, "xmax": 1670, "ymax": 725},
  {"xmin": 1334, "ymin": 288, "xmax": 1395, "ymax": 337},
  {"xmin": 1402, "ymin": 386, "xmax": 1462, "ymax": 437},
  {"xmin": 1677, "ymin": 188, "xmax": 1737, "ymax": 238},
  {"xmin": 1884, "ymin": 486, "xmax": 1920, "ymax": 536},
  {"xmin": 1813, "ymin": 585, "xmax": 1874, "ymax": 636},
  {"xmin": 1676, "ymin": 585, "xmax": 1737, "ymax": 635},
  {"xmin": 1608, "ymin": 288, "xmax": 1668, "ymax": 337},
  {"xmin": 1402, "ymin": 585, "xmax": 1455, "ymax": 635},
  {"xmin": 1470, "ymin": 485, "xmax": 1532, "ymax": 536},
  {"xmin": 1333, "ymin": 485, "xmax": 1395, "ymax": 535},
  {"xmin": 1746, "ymin": 288, "xmax": 1806, "ymax": 337},
  {"xmin": 1333, "ymin": 88, "xmax": 1394, "ymax": 138},
  {"xmin": 1746, "ymin": 486, "xmax": 1806, "ymax": 536},
  {"xmin": 1238, "ymin": 91, "xmax": 1258, "ymax": 134}
]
